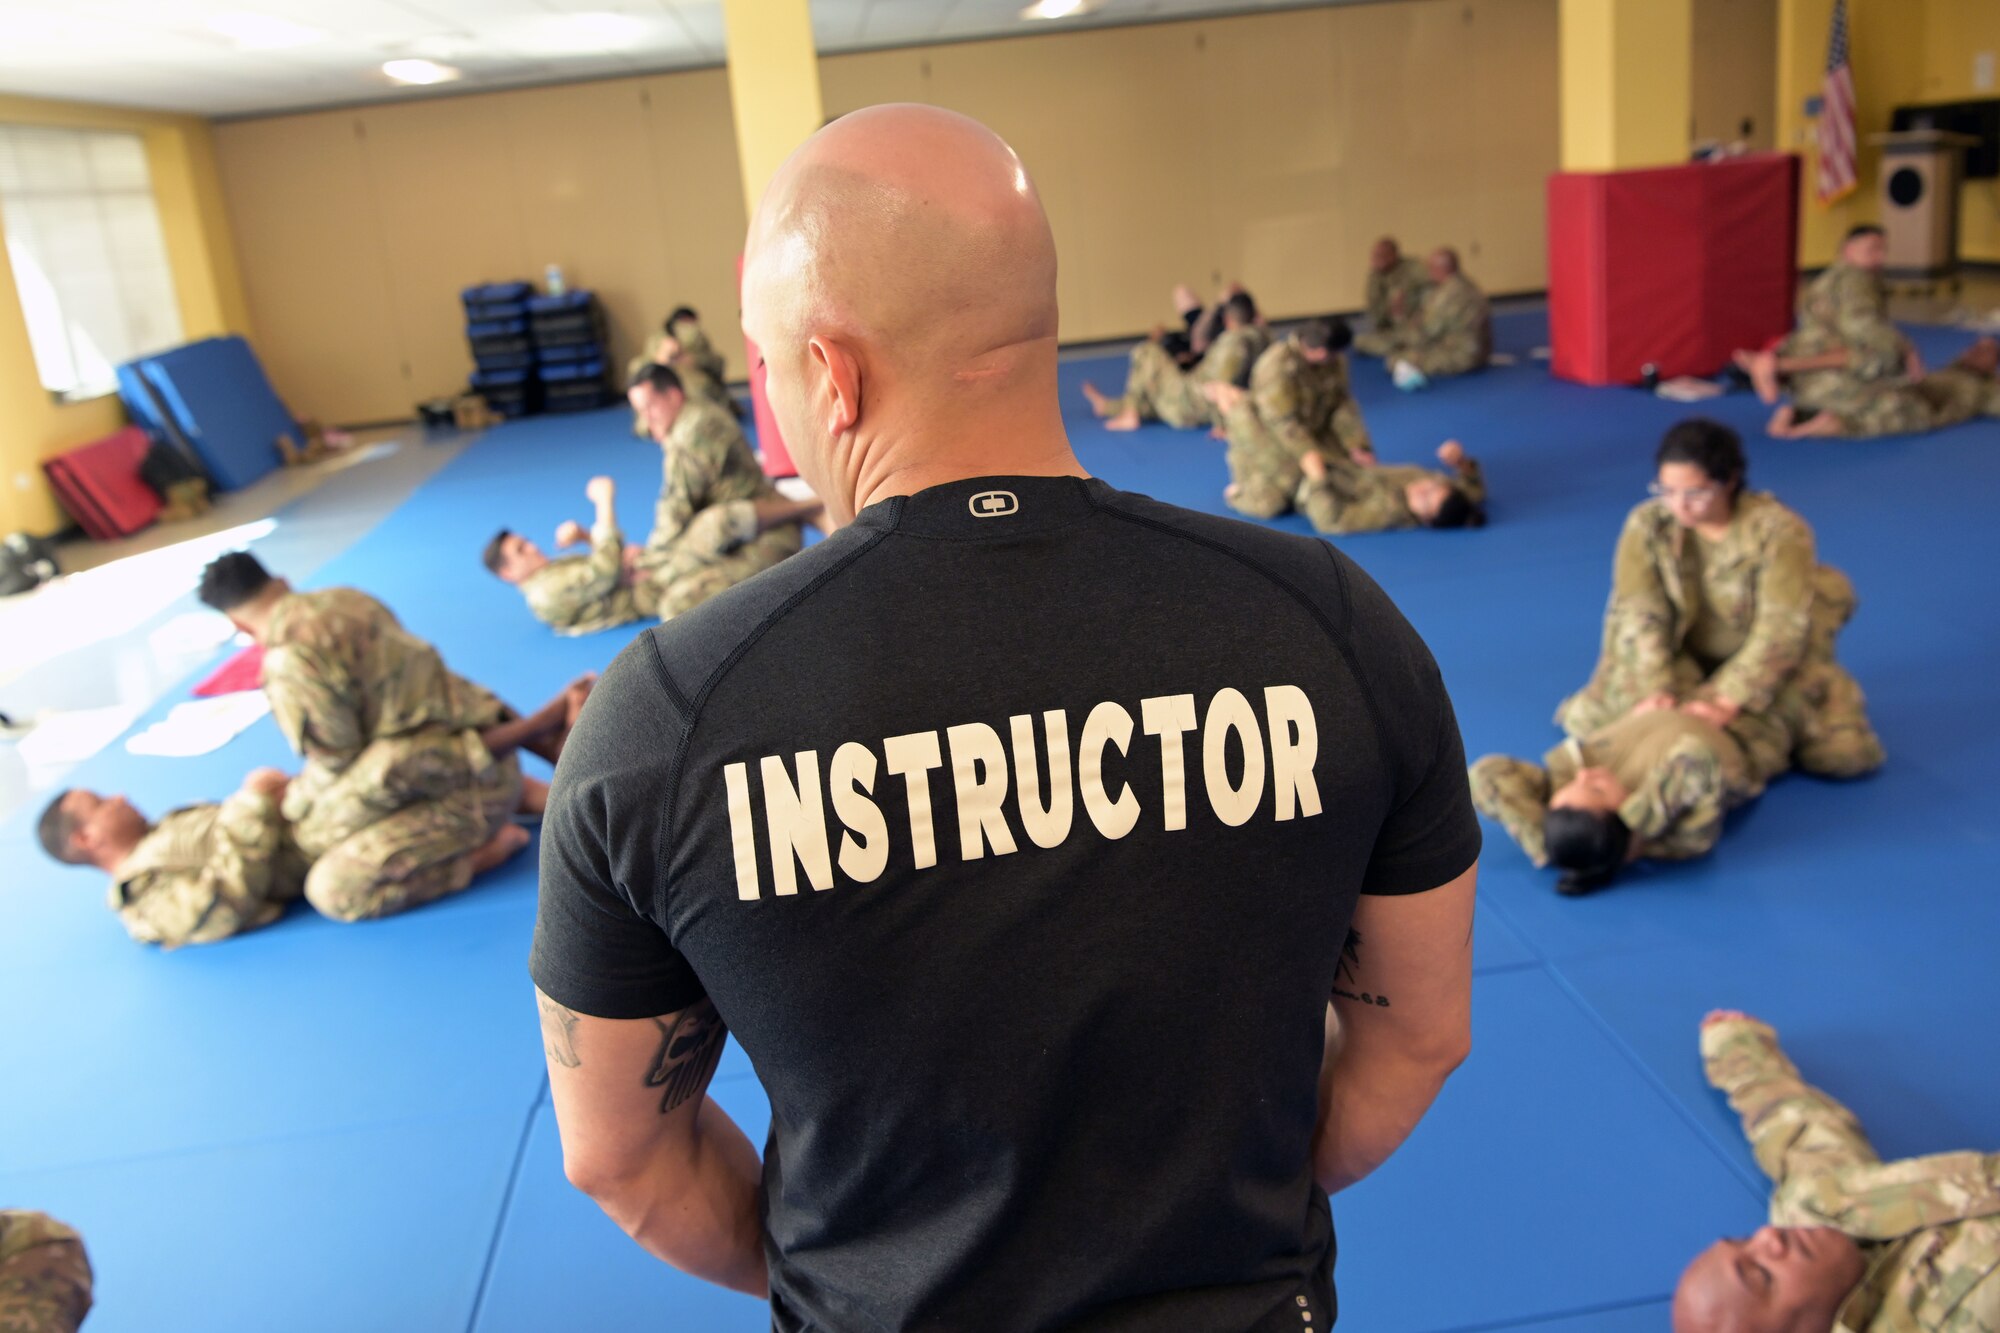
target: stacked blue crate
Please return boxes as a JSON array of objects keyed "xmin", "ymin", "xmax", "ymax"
[
  {"xmin": 463, "ymin": 282, "xmax": 539, "ymax": 419},
  {"xmin": 527, "ymin": 291, "xmax": 612, "ymax": 413}
]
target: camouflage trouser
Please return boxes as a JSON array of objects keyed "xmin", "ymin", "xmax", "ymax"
[
  {"xmin": 291, "ymin": 731, "xmax": 523, "ymax": 924},
  {"xmin": 1393, "ymin": 331, "xmax": 1486, "ymax": 379},
  {"xmin": 0, "ymin": 1210, "xmax": 92, "ymax": 1333},
  {"xmin": 1352, "ymin": 325, "xmax": 1406, "ymax": 358},
  {"xmin": 1224, "ymin": 434, "xmax": 1305, "ymax": 520},
  {"xmin": 1108, "ymin": 343, "xmax": 1211, "ymax": 429},
  {"xmin": 638, "ymin": 507, "xmax": 800, "ymax": 621},
  {"xmin": 1467, "ymin": 756, "xmax": 1552, "ymax": 867},
  {"xmin": 1557, "ymin": 567, "xmax": 1883, "ymax": 779}
]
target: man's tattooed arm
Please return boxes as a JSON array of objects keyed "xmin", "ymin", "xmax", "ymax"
[
  {"xmin": 647, "ymin": 999, "xmax": 727, "ymax": 1114},
  {"xmin": 1332, "ymin": 927, "xmax": 1392, "ymax": 1008},
  {"xmin": 538, "ymin": 992, "xmax": 583, "ymax": 1068}
]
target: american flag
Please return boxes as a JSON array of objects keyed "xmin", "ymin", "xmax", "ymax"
[{"xmin": 1816, "ymin": 0, "xmax": 1858, "ymax": 202}]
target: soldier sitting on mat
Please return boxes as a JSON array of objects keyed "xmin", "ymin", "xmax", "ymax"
[
  {"xmin": 0, "ymin": 1210, "xmax": 92, "ymax": 1333},
  {"xmin": 1673, "ymin": 1011, "xmax": 2000, "ymax": 1332},
  {"xmin": 627, "ymin": 305, "xmax": 735, "ymax": 433},
  {"xmin": 1353, "ymin": 236, "xmax": 1433, "ymax": 359},
  {"xmin": 1733, "ymin": 224, "xmax": 1919, "ymax": 411},
  {"xmin": 197, "ymin": 551, "xmax": 588, "ymax": 924},
  {"xmin": 1381, "ymin": 247, "xmax": 1492, "ymax": 390},
  {"xmin": 1767, "ymin": 338, "xmax": 2000, "ymax": 441},
  {"xmin": 1080, "ymin": 290, "xmax": 1272, "ymax": 432},
  {"xmin": 1468, "ymin": 702, "xmax": 1788, "ymax": 896},
  {"xmin": 485, "ymin": 474, "xmax": 819, "ymax": 635},
  {"xmin": 39, "ymin": 768, "xmax": 310, "ymax": 947},
  {"xmin": 628, "ymin": 364, "xmax": 816, "ymax": 620}
]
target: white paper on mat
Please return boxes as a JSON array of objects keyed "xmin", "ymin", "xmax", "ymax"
[{"xmin": 125, "ymin": 693, "xmax": 272, "ymax": 759}]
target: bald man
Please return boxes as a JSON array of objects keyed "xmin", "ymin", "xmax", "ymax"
[{"xmin": 532, "ymin": 105, "xmax": 1479, "ymax": 1328}]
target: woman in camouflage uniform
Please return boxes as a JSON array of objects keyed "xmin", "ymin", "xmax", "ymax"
[{"xmin": 1556, "ymin": 419, "xmax": 1883, "ymax": 780}]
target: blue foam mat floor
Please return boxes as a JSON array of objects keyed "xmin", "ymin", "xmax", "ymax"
[{"xmin": 3, "ymin": 308, "xmax": 1996, "ymax": 1330}]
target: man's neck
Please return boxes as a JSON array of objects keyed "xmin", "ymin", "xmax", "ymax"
[
  {"xmin": 104, "ymin": 826, "xmax": 153, "ymax": 876},
  {"xmin": 849, "ymin": 424, "xmax": 1085, "ymax": 518}
]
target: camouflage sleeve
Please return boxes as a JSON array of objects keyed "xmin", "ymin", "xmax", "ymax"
[
  {"xmin": 1364, "ymin": 270, "xmax": 1391, "ymax": 326},
  {"xmin": 1467, "ymin": 755, "xmax": 1551, "ymax": 867},
  {"xmin": 650, "ymin": 422, "xmax": 728, "ymax": 553},
  {"xmin": 1419, "ymin": 282, "xmax": 1470, "ymax": 341},
  {"xmin": 1249, "ymin": 352, "xmax": 1319, "ymax": 460},
  {"xmin": 526, "ymin": 522, "xmax": 625, "ymax": 627},
  {"xmin": 1618, "ymin": 736, "xmax": 1728, "ymax": 860},
  {"xmin": 121, "ymin": 792, "xmax": 288, "ymax": 949},
  {"xmin": 263, "ymin": 641, "xmax": 365, "ymax": 772},
  {"xmin": 1202, "ymin": 334, "xmax": 1251, "ymax": 390},
  {"xmin": 1833, "ymin": 273, "xmax": 1905, "ymax": 381},
  {"xmin": 0, "ymin": 1210, "xmax": 92, "ymax": 1333},
  {"xmin": 1455, "ymin": 458, "xmax": 1486, "ymax": 506},
  {"xmin": 1703, "ymin": 514, "xmax": 1816, "ymax": 714},
  {"xmin": 1604, "ymin": 508, "xmax": 1679, "ymax": 699},
  {"xmin": 211, "ymin": 787, "xmax": 288, "ymax": 894},
  {"xmin": 1701, "ymin": 1017, "xmax": 1880, "ymax": 1187},
  {"xmin": 1298, "ymin": 463, "xmax": 1413, "ymax": 536}
]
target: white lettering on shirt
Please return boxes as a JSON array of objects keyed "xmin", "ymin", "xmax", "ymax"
[{"xmin": 722, "ymin": 685, "xmax": 1323, "ymax": 900}]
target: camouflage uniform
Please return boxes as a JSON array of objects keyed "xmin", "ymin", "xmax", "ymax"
[
  {"xmin": 518, "ymin": 516, "xmax": 639, "ymax": 636},
  {"xmin": 1103, "ymin": 325, "xmax": 1273, "ymax": 429},
  {"xmin": 1702, "ymin": 1017, "xmax": 2000, "ymax": 1331},
  {"xmin": 1781, "ymin": 263, "xmax": 1907, "ymax": 413},
  {"xmin": 263, "ymin": 589, "xmax": 523, "ymax": 923},
  {"xmin": 1353, "ymin": 256, "xmax": 1432, "ymax": 357},
  {"xmin": 1469, "ymin": 708, "xmax": 1786, "ymax": 869},
  {"xmin": 666, "ymin": 315, "xmax": 728, "ymax": 389},
  {"xmin": 628, "ymin": 317, "xmax": 734, "ymax": 435},
  {"xmin": 1291, "ymin": 453, "xmax": 1485, "ymax": 537},
  {"xmin": 108, "ymin": 788, "xmax": 310, "ymax": 948},
  {"xmin": 1385, "ymin": 273, "xmax": 1491, "ymax": 378},
  {"xmin": 640, "ymin": 398, "xmax": 799, "ymax": 619},
  {"xmin": 1557, "ymin": 493, "xmax": 1884, "ymax": 779},
  {"xmin": 1221, "ymin": 338, "xmax": 1373, "ymax": 520},
  {"xmin": 1822, "ymin": 359, "xmax": 2000, "ymax": 440},
  {"xmin": 0, "ymin": 1210, "xmax": 91, "ymax": 1333}
]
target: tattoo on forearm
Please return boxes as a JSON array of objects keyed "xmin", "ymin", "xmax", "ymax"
[
  {"xmin": 647, "ymin": 1000, "xmax": 727, "ymax": 1114},
  {"xmin": 1333, "ymin": 928, "xmax": 1392, "ymax": 1009},
  {"xmin": 538, "ymin": 993, "xmax": 582, "ymax": 1068}
]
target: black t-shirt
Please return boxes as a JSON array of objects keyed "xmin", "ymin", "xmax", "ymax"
[{"xmin": 532, "ymin": 475, "xmax": 1480, "ymax": 1332}]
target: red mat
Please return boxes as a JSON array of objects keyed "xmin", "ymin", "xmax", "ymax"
[
  {"xmin": 192, "ymin": 643, "xmax": 264, "ymax": 697},
  {"xmin": 44, "ymin": 426, "xmax": 161, "ymax": 541}
]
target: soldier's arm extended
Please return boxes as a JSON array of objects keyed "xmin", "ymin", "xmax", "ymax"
[
  {"xmin": 263, "ymin": 639, "xmax": 368, "ymax": 774},
  {"xmin": 538, "ymin": 988, "xmax": 767, "ymax": 1296},
  {"xmin": 1619, "ymin": 736, "xmax": 1730, "ymax": 861},
  {"xmin": 1702, "ymin": 514, "xmax": 1816, "ymax": 714},
  {"xmin": 648, "ymin": 419, "xmax": 732, "ymax": 555},
  {"xmin": 1467, "ymin": 755, "xmax": 1551, "ymax": 866},
  {"xmin": 1603, "ymin": 509, "xmax": 1680, "ymax": 699},
  {"xmin": 1701, "ymin": 1015, "xmax": 1880, "ymax": 1188},
  {"xmin": 0, "ymin": 1210, "xmax": 93, "ymax": 1333}
]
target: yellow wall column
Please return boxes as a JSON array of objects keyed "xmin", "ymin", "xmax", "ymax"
[
  {"xmin": 1560, "ymin": 0, "xmax": 1694, "ymax": 170},
  {"xmin": 720, "ymin": 0, "xmax": 825, "ymax": 219}
]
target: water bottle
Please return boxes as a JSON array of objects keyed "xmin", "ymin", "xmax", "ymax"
[{"xmin": 544, "ymin": 263, "xmax": 567, "ymax": 298}]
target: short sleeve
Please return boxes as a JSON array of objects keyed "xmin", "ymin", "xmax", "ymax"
[
  {"xmin": 529, "ymin": 636, "xmax": 706, "ymax": 1018},
  {"xmin": 1328, "ymin": 548, "xmax": 1482, "ymax": 894}
]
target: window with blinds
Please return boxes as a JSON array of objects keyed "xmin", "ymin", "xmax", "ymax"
[{"xmin": 0, "ymin": 125, "xmax": 185, "ymax": 402}]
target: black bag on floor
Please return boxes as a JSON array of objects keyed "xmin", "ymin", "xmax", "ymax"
[{"xmin": 0, "ymin": 532, "xmax": 59, "ymax": 597}]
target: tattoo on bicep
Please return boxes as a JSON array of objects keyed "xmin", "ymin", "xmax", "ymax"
[
  {"xmin": 538, "ymin": 993, "xmax": 582, "ymax": 1068},
  {"xmin": 1332, "ymin": 928, "xmax": 1392, "ymax": 1009},
  {"xmin": 646, "ymin": 1000, "xmax": 727, "ymax": 1114}
]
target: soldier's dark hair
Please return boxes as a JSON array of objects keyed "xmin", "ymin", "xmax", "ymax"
[
  {"xmin": 628, "ymin": 362, "xmax": 684, "ymax": 397},
  {"xmin": 197, "ymin": 551, "xmax": 275, "ymax": 613},
  {"xmin": 1544, "ymin": 808, "xmax": 1632, "ymax": 896},
  {"xmin": 1656, "ymin": 418, "xmax": 1747, "ymax": 497},
  {"xmin": 1297, "ymin": 317, "xmax": 1353, "ymax": 354},
  {"xmin": 665, "ymin": 306, "xmax": 698, "ymax": 328},
  {"xmin": 1223, "ymin": 292, "xmax": 1258, "ymax": 326},
  {"xmin": 482, "ymin": 529, "xmax": 514, "ymax": 577},
  {"xmin": 1425, "ymin": 489, "xmax": 1486, "ymax": 531},
  {"xmin": 37, "ymin": 790, "xmax": 88, "ymax": 866},
  {"xmin": 1844, "ymin": 223, "xmax": 1886, "ymax": 243}
]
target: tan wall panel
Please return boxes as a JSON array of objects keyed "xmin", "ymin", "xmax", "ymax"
[
  {"xmin": 1692, "ymin": 0, "xmax": 1779, "ymax": 150},
  {"xmin": 211, "ymin": 112, "xmax": 406, "ymax": 422},
  {"xmin": 639, "ymin": 69, "xmax": 753, "ymax": 378},
  {"xmin": 1468, "ymin": 0, "xmax": 1561, "ymax": 295},
  {"xmin": 356, "ymin": 97, "xmax": 529, "ymax": 403}
]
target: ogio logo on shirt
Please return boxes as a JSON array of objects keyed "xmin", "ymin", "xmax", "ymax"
[
  {"xmin": 721, "ymin": 686, "xmax": 1323, "ymax": 900},
  {"xmin": 968, "ymin": 490, "xmax": 1018, "ymax": 518}
]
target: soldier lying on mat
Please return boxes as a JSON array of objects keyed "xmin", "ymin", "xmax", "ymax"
[
  {"xmin": 1766, "ymin": 338, "xmax": 2000, "ymax": 441},
  {"xmin": 1467, "ymin": 703, "xmax": 1788, "ymax": 896},
  {"xmin": 486, "ymin": 474, "xmax": 820, "ymax": 636},
  {"xmin": 197, "ymin": 551, "xmax": 585, "ymax": 924},
  {"xmin": 1674, "ymin": 1011, "xmax": 2000, "ymax": 1333}
]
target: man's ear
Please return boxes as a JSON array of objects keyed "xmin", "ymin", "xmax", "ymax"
[{"xmin": 809, "ymin": 337, "xmax": 862, "ymax": 439}]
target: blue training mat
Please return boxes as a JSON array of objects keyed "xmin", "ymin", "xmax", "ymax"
[
  {"xmin": 133, "ymin": 336, "xmax": 299, "ymax": 492},
  {"xmin": 4, "ymin": 310, "xmax": 1998, "ymax": 1331}
]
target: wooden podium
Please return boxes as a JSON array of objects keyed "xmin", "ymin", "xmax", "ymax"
[{"xmin": 1869, "ymin": 130, "xmax": 1979, "ymax": 283}]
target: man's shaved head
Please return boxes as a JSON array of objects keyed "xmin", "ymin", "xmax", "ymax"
[{"xmin": 742, "ymin": 104, "xmax": 1078, "ymax": 524}]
